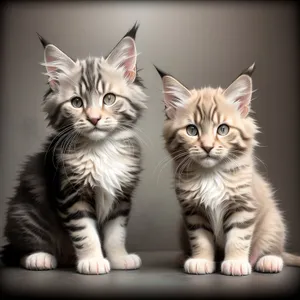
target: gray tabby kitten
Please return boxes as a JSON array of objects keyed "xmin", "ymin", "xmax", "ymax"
[
  {"xmin": 155, "ymin": 64, "xmax": 300, "ymax": 276},
  {"xmin": 1, "ymin": 24, "xmax": 147, "ymax": 275}
]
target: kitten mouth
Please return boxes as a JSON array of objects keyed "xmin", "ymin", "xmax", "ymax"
[
  {"xmin": 88, "ymin": 127, "xmax": 102, "ymax": 132},
  {"xmin": 202, "ymin": 155, "xmax": 217, "ymax": 160}
]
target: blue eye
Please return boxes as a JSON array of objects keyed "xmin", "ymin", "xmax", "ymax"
[
  {"xmin": 217, "ymin": 124, "xmax": 230, "ymax": 136},
  {"xmin": 186, "ymin": 125, "xmax": 198, "ymax": 136}
]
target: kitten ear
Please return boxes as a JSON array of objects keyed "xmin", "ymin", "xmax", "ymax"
[
  {"xmin": 106, "ymin": 23, "xmax": 139, "ymax": 83},
  {"xmin": 37, "ymin": 33, "xmax": 76, "ymax": 90},
  {"xmin": 223, "ymin": 63, "xmax": 255, "ymax": 118},
  {"xmin": 155, "ymin": 66, "xmax": 191, "ymax": 119}
]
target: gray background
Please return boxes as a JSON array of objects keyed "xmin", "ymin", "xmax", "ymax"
[{"xmin": 0, "ymin": 1, "xmax": 299, "ymax": 254}]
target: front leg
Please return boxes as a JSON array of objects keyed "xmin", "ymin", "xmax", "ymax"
[
  {"xmin": 221, "ymin": 198, "xmax": 257, "ymax": 276},
  {"xmin": 103, "ymin": 200, "xmax": 141, "ymax": 270},
  {"xmin": 58, "ymin": 191, "xmax": 110, "ymax": 275},
  {"xmin": 183, "ymin": 207, "xmax": 216, "ymax": 275}
]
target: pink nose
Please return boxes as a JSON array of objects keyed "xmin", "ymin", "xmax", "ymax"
[{"xmin": 88, "ymin": 117, "xmax": 100, "ymax": 126}]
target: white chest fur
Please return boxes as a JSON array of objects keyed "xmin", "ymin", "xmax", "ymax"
[
  {"xmin": 62, "ymin": 138, "xmax": 135, "ymax": 197},
  {"xmin": 181, "ymin": 171, "xmax": 228, "ymax": 242}
]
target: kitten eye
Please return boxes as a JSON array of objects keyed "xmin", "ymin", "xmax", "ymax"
[
  {"xmin": 71, "ymin": 97, "xmax": 83, "ymax": 108},
  {"xmin": 103, "ymin": 93, "xmax": 116, "ymax": 106},
  {"xmin": 186, "ymin": 125, "xmax": 198, "ymax": 136},
  {"xmin": 217, "ymin": 124, "xmax": 230, "ymax": 136}
]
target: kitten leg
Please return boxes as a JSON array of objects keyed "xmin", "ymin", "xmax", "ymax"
[
  {"xmin": 252, "ymin": 207, "xmax": 285, "ymax": 273},
  {"xmin": 5, "ymin": 201, "xmax": 58, "ymax": 270},
  {"xmin": 103, "ymin": 215, "xmax": 141, "ymax": 270},
  {"xmin": 221, "ymin": 203, "xmax": 256, "ymax": 276},
  {"xmin": 21, "ymin": 252, "xmax": 57, "ymax": 270},
  {"xmin": 58, "ymin": 196, "xmax": 110, "ymax": 275},
  {"xmin": 183, "ymin": 213, "xmax": 216, "ymax": 274},
  {"xmin": 255, "ymin": 255, "xmax": 283, "ymax": 273}
]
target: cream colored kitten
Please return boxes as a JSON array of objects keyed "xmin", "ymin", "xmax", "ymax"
[{"xmin": 156, "ymin": 63, "xmax": 300, "ymax": 276}]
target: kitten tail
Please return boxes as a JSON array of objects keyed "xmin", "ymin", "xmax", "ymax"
[{"xmin": 282, "ymin": 252, "xmax": 300, "ymax": 267}]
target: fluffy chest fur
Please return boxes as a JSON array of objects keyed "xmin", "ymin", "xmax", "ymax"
[
  {"xmin": 61, "ymin": 136, "xmax": 139, "ymax": 196},
  {"xmin": 178, "ymin": 171, "xmax": 229, "ymax": 243}
]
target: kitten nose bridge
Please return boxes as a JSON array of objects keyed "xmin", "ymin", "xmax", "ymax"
[{"xmin": 86, "ymin": 107, "xmax": 102, "ymax": 126}]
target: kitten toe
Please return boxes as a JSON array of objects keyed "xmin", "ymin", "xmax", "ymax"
[
  {"xmin": 21, "ymin": 252, "xmax": 57, "ymax": 270},
  {"xmin": 255, "ymin": 255, "xmax": 283, "ymax": 273},
  {"xmin": 77, "ymin": 257, "xmax": 110, "ymax": 275},
  {"xmin": 109, "ymin": 253, "xmax": 141, "ymax": 270},
  {"xmin": 221, "ymin": 259, "xmax": 251, "ymax": 276},
  {"xmin": 184, "ymin": 258, "xmax": 216, "ymax": 274}
]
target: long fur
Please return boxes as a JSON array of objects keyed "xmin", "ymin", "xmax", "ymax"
[
  {"xmin": 159, "ymin": 68, "xmax": 300, "ymax": 275},
  {"xmin": 1, "ymin": 24, "xmax": 147, "ymax": 274}
]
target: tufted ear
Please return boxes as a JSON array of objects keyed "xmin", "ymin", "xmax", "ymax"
[
  {"xmin": 37, "ymin": 33, "xmax": 76, "ymax": 91},
  {"xmin": 155, "ymin": 66, "xmax": 191, "ymax": 119},
  {"xmin": 106, "ymin": 23, "xmax": 139, "ymax": 83},
  {"xmin": 223, "ymin": 63, "xmax": 255, "ymax": 117}
]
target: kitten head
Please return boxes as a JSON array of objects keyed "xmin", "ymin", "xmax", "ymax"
[
  {"xmin": 39, "ymin": 23, "xmax": 147, "ymax": 141},
  {"xmin": 156, "ymin": 64, "xmax": 259, "ymax": 169}
]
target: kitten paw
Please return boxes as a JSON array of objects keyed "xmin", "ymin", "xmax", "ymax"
[
  {"xmin": 77, "ymin": 257, "xmax": 110, "ymax": 275},
  {"xmin": 221, "ymin": 259, "xmax": 251, "ymax": 276},
  {"xmin": 109, "ymin": 253, "xmax": 141, "ymax": 270},
  {"xmin": 21, "ymin": 252, "xmax": 57, "ymax": 270},
  {"xmin": 184, "ymin": 258, "xmax": 216, "ymax": 274},
  {"xmin": 255, "ymin": 255, "xmax": 283, "ymax": 273}
]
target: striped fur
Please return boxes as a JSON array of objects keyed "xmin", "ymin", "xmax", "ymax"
[
  {"xmin": 157, "ymin": 64, "xmax": 300, "ymax": 276},
  {"xmin": 1, "ymin": 24, "xmax": 146, "ymax": 274}
]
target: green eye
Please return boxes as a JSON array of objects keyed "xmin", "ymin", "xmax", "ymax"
[
  {"xmin": 217, "ymin": 124, "xmax": 230, "ymax": 136},
  {"xmin": 186, "ymin": 125, "xmax": 198, "ymax": 136},
  {"xmin": 71, "ymin": 97, "xmax": 83, "ymax": 108},
  {"xmin": 103, "ymin": 93, "xmax": 116, "ymax": 106}
]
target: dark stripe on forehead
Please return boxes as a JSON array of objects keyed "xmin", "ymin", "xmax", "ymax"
[
  {"xmin": 210, "ymin": 96, "xmax": 218, "ymax": 122},
  {"xmin": 96, "ymin": 64, "xmax": 102, "ymax": 92},
  {"xmin": 80, "ymin": 72, "xmax": 89, "ymax": 94},
  {"xmin": 85, "ymin": 60, "xmax": 95, "ymax": 90},
  {"xmin": 79, "ymin": 80, "xmax": 83, "ymax": 96},
  {"xmin": 196, "ymin": 96, "xmax": 203, "ymax": 123}
]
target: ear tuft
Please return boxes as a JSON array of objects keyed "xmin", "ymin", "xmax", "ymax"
[
  {"xmin": 42, "ymin": 44, "xmax": 76, "ymax": 90},
  {"xmin": 123, "ymin": 22, "xmax": 140, "ymax": 40},
  {"xmin": 223, "ymin": 74, "xmax": 253, "ymax": 118},
  {"xmin": 238, "ymin": 62, "xmax": 256, "ymax": 78},
  {"xmin": 106, "ymin": 25, "xmax": 139, "ymax": 83},
  {"xmin": 37, "ymin": 33, "xmax": 50, "ymax": 49},
  {"xmin": 155, "ymin": 67, "xmax": 191, "ymax": 119},
  {"xmin": 154, "ymin": 65, "xmax": 169, "ymax": 78}
]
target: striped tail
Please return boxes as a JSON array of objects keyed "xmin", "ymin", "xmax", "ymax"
[{"xmin": 282, "ymin": 252, "xmax": 300, "ymax": 267}]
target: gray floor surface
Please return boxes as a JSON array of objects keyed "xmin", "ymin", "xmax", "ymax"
[{"xmin": 1, "ymin": 251, "xmax": 299, "ymax": 299}]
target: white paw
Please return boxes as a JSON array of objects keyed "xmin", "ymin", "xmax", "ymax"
[
  {"xmin": 184, "ymin": 258, "xmax": 216, "ymax": 274},
  {"xmin": 77, "ymin": 257, "xmax": 110, "ymax": 275},
  {"xmin": 255, "ymin": 255, "xmax": 283, "ymax": 273},
  {"xmin": 21, "ymin": 252, "xmax": 57, "ymax": 270},
  {"xmin": 109, "ymin": 254, "xmax": 141, "ymax": 270},
  {"xmin": 221, "ymin": 259, "xmax": 252, "ymax": 276}
]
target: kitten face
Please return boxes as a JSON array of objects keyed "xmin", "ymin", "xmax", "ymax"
[
  {"xmin": 40, "ymin": 24, "xmax": 146, "ymax": 141},
  {"xmin": 168, "ymin": 88, "xmax": 255, "ymax": 168},
  {"xmin": 158, "ymin": 64, "xmax": 258, "ymax": 169}
]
